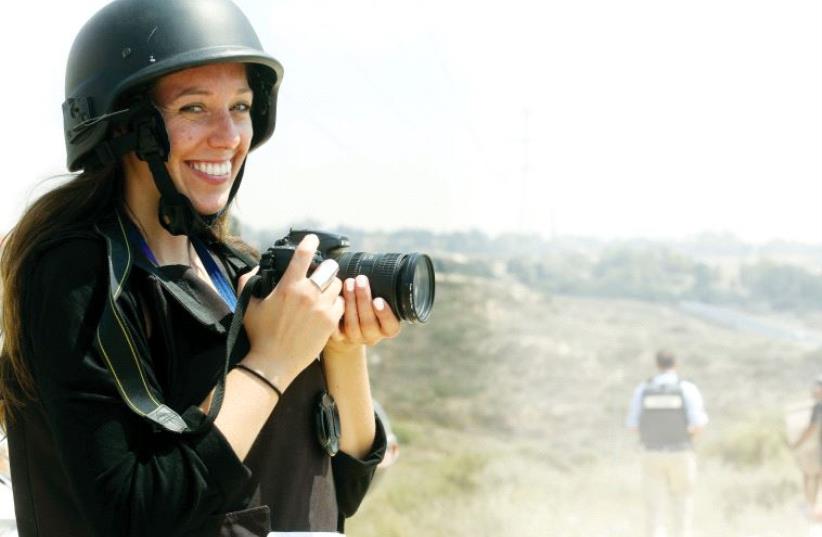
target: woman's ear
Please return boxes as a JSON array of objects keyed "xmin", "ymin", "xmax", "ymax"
[{"xmin": 120, "ymin": 151, "xmax": 151, "ymax": 184}]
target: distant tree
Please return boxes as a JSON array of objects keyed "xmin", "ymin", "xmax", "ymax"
[
  {"xmin": 740, "ymin": 262, "xmax": 822, "ymax": 311},
  {"xmin": 588, "ymin": 247, "xmax": 696, "ymax": 301},
  {"xmin": 690, "ymin": 262, "xmax": 723, "ymax": 303}
]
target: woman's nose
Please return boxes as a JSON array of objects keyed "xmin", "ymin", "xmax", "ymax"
[{"xmin": 208, "ymin": 109, "xmax": 242, "ymax": 149}]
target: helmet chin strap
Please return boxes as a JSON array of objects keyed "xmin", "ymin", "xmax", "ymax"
[{"xmin": 146, "ymin": 154, "xmax": 246, "ymax": 241}]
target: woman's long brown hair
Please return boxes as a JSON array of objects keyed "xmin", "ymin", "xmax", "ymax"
[{"xmin": 0, "ymin": 165, "xmax": 121, "ymax": 426}]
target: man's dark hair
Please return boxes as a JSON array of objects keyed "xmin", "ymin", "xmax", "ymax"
[{"xmin": 656, "ymin": 350, "xmax": 676, "ymax": 370}]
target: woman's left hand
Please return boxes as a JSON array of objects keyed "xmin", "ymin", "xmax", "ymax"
[{"xmin": 325, "ymin": 275, "xmax": 401, "ymax": 354}]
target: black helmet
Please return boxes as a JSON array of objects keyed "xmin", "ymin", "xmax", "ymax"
[
  {"xmin": 64, "ymin": 0, "xmax": 283, "ymax": 172},
  {"xmin": 62, "ymin": 0, "xmax": 283, "ymax": 238}
]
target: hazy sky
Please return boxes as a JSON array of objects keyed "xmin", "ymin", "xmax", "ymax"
[{"xmin": 2, "ymin": 0, "xmax": 820, "ymax": 243}]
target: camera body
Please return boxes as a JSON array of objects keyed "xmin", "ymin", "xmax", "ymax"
[
  {"xmin": 253, "ymin": 229, "xmax": 435, "ymax": 323},
  {"xmin": 252, "ymin": 230, "xmax": 348, "ymax": 299}
]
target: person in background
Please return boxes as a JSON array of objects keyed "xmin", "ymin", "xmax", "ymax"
[
  {"xmin": 626, "ymin": 350, "xmax": 709, "ymax": 537},
  {"xmin": 373, "ymin": 400, "xmax": 400, "ymax": 472},
  {"xmin": 791, "ymin": 375, "xmax": 822, "ymax": 519}
]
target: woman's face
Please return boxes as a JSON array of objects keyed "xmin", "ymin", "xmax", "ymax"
[{"xmin": 152, "ymin": 62, "xmax": 254, "ymax": 215}]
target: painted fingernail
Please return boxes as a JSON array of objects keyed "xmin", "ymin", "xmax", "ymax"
[
  {"xmin": 346, "ymin": 278, "xmax": 355, "ymax": 293},
  {"xmin": 356, "ymin": 275, "xmax": 368, "ymax": 288},
  {"xmin": 374, "ymin": 297, "xmax": 385, "ymax": 311}
]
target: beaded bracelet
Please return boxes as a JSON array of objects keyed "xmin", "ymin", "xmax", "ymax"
[{"xmin": 233, "ymin": 364, "xmax": 283, "ymax": 399}]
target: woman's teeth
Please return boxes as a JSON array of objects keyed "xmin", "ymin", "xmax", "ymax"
[{"xmin": 189, "ymin": 161, "xmax": 231, "ymax": 176}]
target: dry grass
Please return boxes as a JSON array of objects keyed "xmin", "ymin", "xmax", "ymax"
[
  {"xmin": 352, "ymin": 426, "xmax": 811, "ymax": 536},
  {"xmin": 351, "ymin": 277, "xmax": 819, "ymax": 536}
]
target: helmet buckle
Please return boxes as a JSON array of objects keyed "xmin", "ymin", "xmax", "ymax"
[{"xmin": 134, "ymin": 115, "xmax": 168, "ymax": 162}]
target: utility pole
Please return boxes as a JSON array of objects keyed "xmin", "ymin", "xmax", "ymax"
[
  {"xmin": 521, "ymin": 107, "xmax": 558, "ymax": 241},
  {"xmin": 519, "ymin": 107, "xmax": 530, "ymax": 234}
]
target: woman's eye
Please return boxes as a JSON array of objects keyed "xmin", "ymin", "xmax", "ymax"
[
  {"xmin": 180, "ymin": 104, "xmax": 205, "ymax": 113},
  {"xmin": 232, "ymin": 102, "xmax": 252, "ymax": 113}
]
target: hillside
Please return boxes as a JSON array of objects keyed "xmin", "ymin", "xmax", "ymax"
[{"xmin": 348, "ymin": 274, "xmax": 820, "ymax": 536}]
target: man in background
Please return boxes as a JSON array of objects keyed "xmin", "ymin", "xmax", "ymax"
[{"xmin": 626, "ymin": 350, "xmax": 709, "ymax": 537}]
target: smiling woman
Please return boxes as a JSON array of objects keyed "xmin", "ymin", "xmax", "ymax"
[
  {"xmin": 121, "ymin": 63, "xmax": 256, "ymax": 265},
  {"xmin": 0, "ymin": 1, "xmax": 398, "ymax": 536},
  {"xmin": 148, "ymin": 63, "xmax": 254, "ymax": 214}
]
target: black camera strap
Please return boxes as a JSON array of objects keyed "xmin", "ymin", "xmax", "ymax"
[{"xmin": 93, "ymin": 212, "xmax": 190, "ymax": 432}]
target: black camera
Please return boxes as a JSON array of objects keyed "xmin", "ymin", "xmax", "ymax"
[{"xmin": 252, "ymin": 230, "xmax": 435, "ymax": 323}]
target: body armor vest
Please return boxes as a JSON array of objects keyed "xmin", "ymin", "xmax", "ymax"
[{"xmin": 638, "ymin": 380, "xmax": 691, "ymax": 450}]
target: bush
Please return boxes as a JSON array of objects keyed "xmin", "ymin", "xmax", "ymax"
[{"xmin": 703, "ymin": 416, "xmax": 788, "ymax": 467}]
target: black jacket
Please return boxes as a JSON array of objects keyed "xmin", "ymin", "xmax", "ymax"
[{"xmin": 8, "ymin": 211, "xmax": 385, "ymax": 536}]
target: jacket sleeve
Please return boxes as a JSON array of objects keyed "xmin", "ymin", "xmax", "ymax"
[
  {"xmin": 331, "ymin": 412, "xmax": 387, "ymax": 520},
  {"xmin": 22, "ymin": 238, "xmax": 253, "ymax": 536}
]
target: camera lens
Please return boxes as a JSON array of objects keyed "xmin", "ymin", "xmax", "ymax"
[
  {"xmin": 403, "ymin": 253, "xmax": 434, "ymax": 323},
  {"xmin": 333, "ymin": 251, "xmax": 435, "ymax": 323}
]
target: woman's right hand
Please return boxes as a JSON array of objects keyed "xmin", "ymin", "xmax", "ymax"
[{"xmin": 238, "ymin": 234, "xmax": 344, "ymax": 392}]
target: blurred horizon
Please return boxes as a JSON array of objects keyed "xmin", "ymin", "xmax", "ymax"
[{"xmin": 240, "ymin": 216, "xmax": 822, "ymax": 248}]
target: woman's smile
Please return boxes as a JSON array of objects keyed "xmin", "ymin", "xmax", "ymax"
[{"xmin": 186, "ymin": 159, "xmax": 234, "ymax": 185}]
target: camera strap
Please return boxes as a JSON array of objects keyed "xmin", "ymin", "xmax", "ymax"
[{"xmin": 94, "ymin": 212, "xmax": 190, "ymax": 433}]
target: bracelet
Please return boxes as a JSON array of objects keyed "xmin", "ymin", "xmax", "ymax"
[{"xmin": 233, "ymin": 364, "xmax": 283, "ymax": 399}]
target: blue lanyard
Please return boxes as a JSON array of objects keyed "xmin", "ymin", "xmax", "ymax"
[
  {"xmin": 126, "ymin": 220, "xmax": 237, "ymax": 312},
  {"xmin": 192, "ymin": 238, "xmax": 237, "ymax": 312},
  {"xmin": 126, "ymin": 220, "xmax": 160, "ymax": 266}
]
